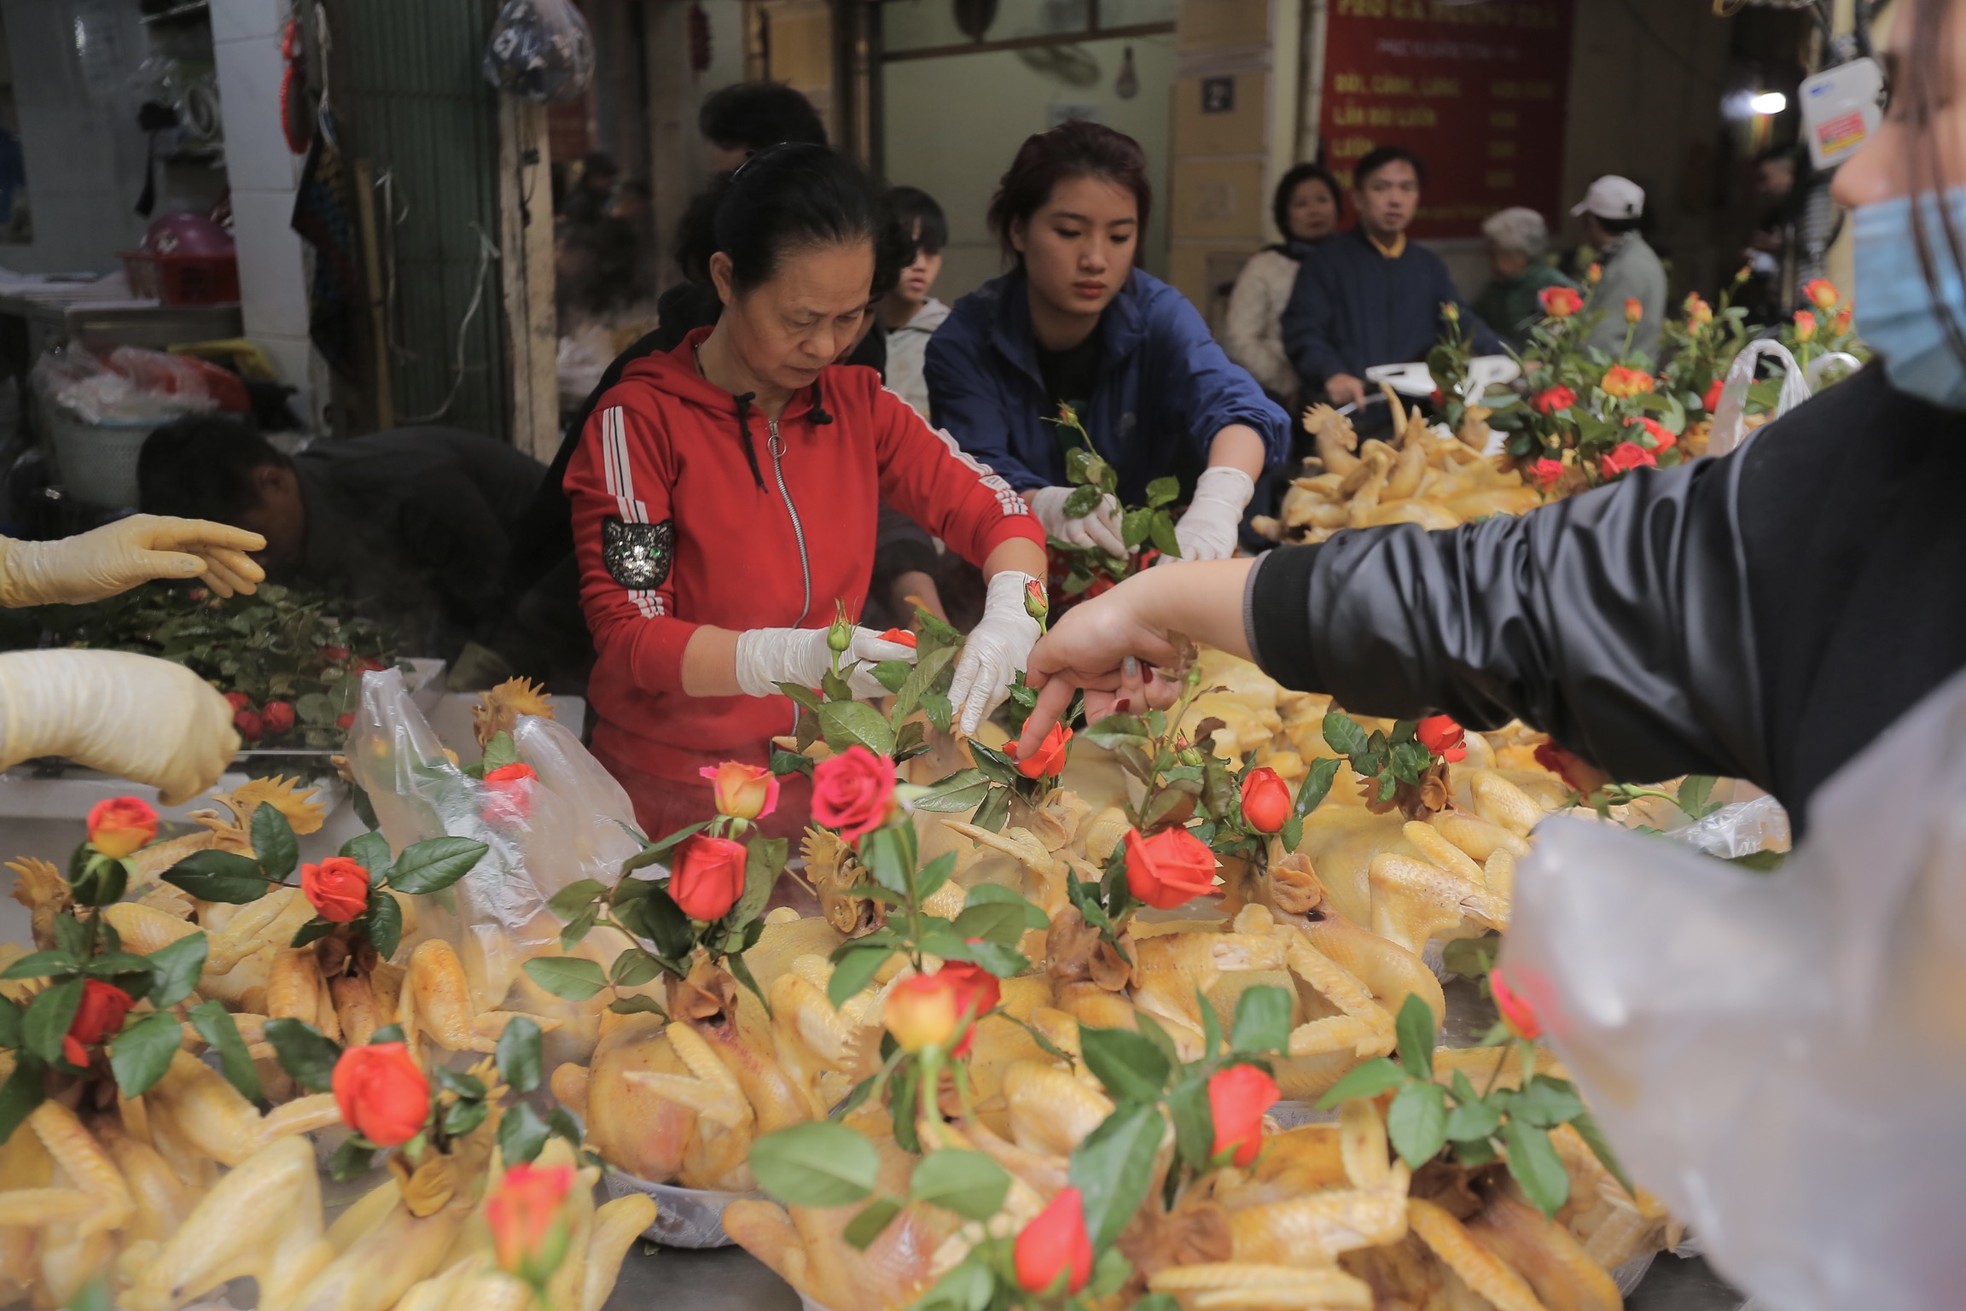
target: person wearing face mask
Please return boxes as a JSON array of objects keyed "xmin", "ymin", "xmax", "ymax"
[
  {"xmin": 1009, "ymin": 1, "xmax": 1966, "ymax": 838},
  {"xmin": 925, "ymin": 122, "xmax": 1290, "ymax": 565},
  {"xmin": 1223, "ymin": 163, "xmax": 1344, "ymax": 406},
  {"xmin": 563, "ymin": 145, "xmax": 1047, "ymax": 839}
]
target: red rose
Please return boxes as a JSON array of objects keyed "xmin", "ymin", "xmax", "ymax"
[
  {"xmin": 668, "ymin": 833, "xmax": 747, "ymax": 921},
  {"xmin": 336, "ymin": 713, "xmax": 356, "ymax": 730},
  {"xmin": 1534, "ymin": 740, "xmax": 1605, "ymax": 794},
  {"xmin": 1009, "ymin": 722, "xmax": 1072, "ymax": 780},
  {"xmin": 352, "ymin": 657, "xmax": 385, "ymax": 675},
  {"xmin": 811, "ymin": 745, "xmax": 897, "ymax": 842},
  {"xmin": 223, "ymin": 691, "xmax": 253, "ymax": 713},
  {"xmin": 482, "ymin": 761, "xmax": 540, "ymax": 824},
  {"xmin": 302, "ymin": 855, "xmax": 372, "ymax": 923},
  {"xmin": 262, "ymin": 700, "xmax": 296, "ymax": 735},
  {"xmin": 1014, "ymin": 1186, "xmax": 1094, "ymax": 1294},
  {"xmin": 1598, "ymin": 442, "xmax": 1657, "ymax": 479},
  {"xmin": 1490, "ymin": 965, "xmax": 1542, "ymax": 1040},
  {"xmin": 1123, "ymin": 827, "xmax": 1218, "ymax": 910},
  {"xmin": 63, "ymin": 978, "xmax": 134, "ymax": 1066},
  {"xmin": 1538, "ymin": 286, "xmax": 1583, "ymax": 320},
  {"xmin": 1531, "ymin": 386, "xmax": 1577, "ymax": 416},
  {"xmin": 1208, "ymin": 1063, "xmax": 1281, "ymax": 1166},
  {"xmin": 332, "ymin": 1041, "xmax": 431, "ymax": 1147},
  {"xmin": 488, "ymin": 1162, "xmax": 575, "ymax": 1283},
  {"xmin": 1428, "ymin": 388, "xmax": 1445, "ymax": 408},
  {"xmin": 1530, "ymin": 458, "xmax": 1565, "ymax": 492},
  {"xmin": 937, "ymin": 959, "xmax": 1001, "ymax": 1057},
  {"xmin": 698, "ymin": 760, "xmax": 780, "ymax": 821},
  {"xmin": 1702, "ymin": 378, "xmax": 1725, "ymax": 413},
  {"xmin": 1239, "ymin": 767, "xmax": 1291, "ymax": 834},
  {"xmin": 1627, "ymin": 416, "xmax": 1676, "ymax": 452},
  {"xmin": 319, "ymin": 645, "xmax": 350, "ymax": 664},
  {"xmin": 234, "ymin": 710, "xmax": 263, "ymax": 744},
  {"xmin": 875, "ymin": 628, "xmax": 918, "ymax": 649},
  {"xmin": 1415, "ymin": 714, "xmax": 1467, "ymax": 763},
  {"xmin": 87, "ymin": 796, "xmax": 157, "ymax": 859}
]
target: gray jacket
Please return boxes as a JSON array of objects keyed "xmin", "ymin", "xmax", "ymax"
[{"xmin": 1584, "ymin": 233, "xmax": 1668, "ymax": 360}]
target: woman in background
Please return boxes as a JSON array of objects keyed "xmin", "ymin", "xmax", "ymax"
[{"xmin": 1223, "ymin": 163, "xmax": 1342, "ymax": 407}]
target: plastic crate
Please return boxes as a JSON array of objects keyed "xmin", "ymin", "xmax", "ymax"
[
  {"xmin": 42, "ymin": 409, "xmax": 158, "ymax": 507},
  {"xmin": 119, "ymin": 248, "xmax": 240, "ymax": 306}
]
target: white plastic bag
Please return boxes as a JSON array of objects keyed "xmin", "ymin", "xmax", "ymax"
[
  {"xmin": 1707, "ymin": 339, "xmax": 1813, "ymax": 458},
  {"xmin": 482, "ymin": 0, "xmax": 594, "ymax": 104},
  {"xmin": 1501, "ymin": 668, "xmax": 1966, "ymax": 1311}
]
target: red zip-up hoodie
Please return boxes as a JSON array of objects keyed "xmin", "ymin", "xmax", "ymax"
[{"xmin": 565, "ymin": 328, "xmax": 1040, "ymax": 805}]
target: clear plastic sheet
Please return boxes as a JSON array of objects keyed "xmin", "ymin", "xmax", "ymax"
[
  {"xmin": 31, "ymin": 344, "xmax": 223, "ymax": 425},
  {"xmin": 482, "ymin": 0, "xmax": 595, "ymax": 104},
  {"xmin": 1502, "ymin": 668, "xmax": 1966, "ymax": 1311},
  {"xmin": 344, "ymin": 669, "xmax": 640, "ymax": 1040},
  {"xmin": 1658, "ymin": 794, "xmax": 1792, "ymax": 861},
  {"xmin": 602, "ymin": 1170, "xmax": 757, "ymax": 1248}
]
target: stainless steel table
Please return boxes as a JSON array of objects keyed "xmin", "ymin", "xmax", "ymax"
[{"xmin": 0, "ymin": 290, "xmax": 243, "ymax": 359}]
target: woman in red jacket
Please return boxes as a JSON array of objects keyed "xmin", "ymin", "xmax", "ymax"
[{"xmin": 566, "ymin": 145, "xmax": 1048, "ymax": 837}]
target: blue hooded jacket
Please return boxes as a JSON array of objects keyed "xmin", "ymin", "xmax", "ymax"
[{"xmin": 924, "ymin": 268, "xmax": 1290, "ymax": 504}]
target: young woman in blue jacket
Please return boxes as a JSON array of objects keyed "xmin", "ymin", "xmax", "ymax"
[{"xmin": 924, "ymin": 122, "xmax": 1290, "ymax": 561}]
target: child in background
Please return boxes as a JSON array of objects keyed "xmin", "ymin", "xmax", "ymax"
[{"xmin": 881, "ymin": 186, "xmax": 951, "ymax": 420}]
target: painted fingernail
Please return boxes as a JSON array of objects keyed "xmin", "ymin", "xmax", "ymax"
[
  {"xmin": 1123, "ymin": 656, "xmax": 1140, "ymax": 679},
  {"xmin": 1114, "ymin": 698, "xmax": 1131, "ymax": 712}
]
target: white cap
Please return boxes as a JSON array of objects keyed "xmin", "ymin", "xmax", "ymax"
[{"xmin": 1571, "ymin": 175, "xmax": 1645, "ymax": 220}]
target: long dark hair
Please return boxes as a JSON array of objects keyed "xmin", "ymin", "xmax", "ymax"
[
  {"xmin": 1903, "ymin": 0, "xmax": 1966, "ymax": 369},
  {"xmin": 987, "ymin": 120, "xmax": 1152, "ymax": 264},
  {"xmin": 1271, "ymin": 163, "xmax": 1341, "ymax": 246},
  {"xmin": 706, "ymin": 143, "xmax": 883, "ymax": 294}
]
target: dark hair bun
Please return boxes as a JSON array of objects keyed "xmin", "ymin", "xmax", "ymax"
[{"xmin": 710, "ymin": 144, "xmax": 881, "ymax": 293}]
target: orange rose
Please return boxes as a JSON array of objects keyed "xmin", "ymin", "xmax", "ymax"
[
  {"xmin": 1014, "ymin": 1186, "xmax": 1094, "ymax": 1294},
  {"xmin": 1598, "ymin": 441, "xmax": 1657, "ymax": 478},
  {"xmin": 1834, "ymin": 306, "xmax": 1853, "ymax": 334},
  {"xmin": 668, "ymin": 834, "xmax": 747, "ymax": 921},
  {"xmin": 301, "ymin": 856, "xmax": 371, "ymax": 924},
  {"xmin": 875, "ymin": 628, "xmax": 918, "ymax": 649},
  {"xmin": 1238, "ymin": 767, "xmax": 1291, "ymax": 834},
  {"xmin": 1703, "ymin": 378, "xmax": 1725, "ymax": 413},
  {"xmin": 1490, "ymin": 966, "xmax": 1542, "ymax": 1040},
  {"xmin": 1008, "ymin": 722, "xmax": 1072, "ymax": 779},
  {"xmin": 1683, "ymin": 293, "xmax": 1713, "ymax": 326},
  {"xmin": 1623, "ymin": 297, "xmax": 1642, "ymax": 324},
  {"xmin": 62, "ymin": 979, "xmax": 134, "ymax": 1067},
  {"xmin": 488, "ymin": 1162, "xmax": 575, "ymax": 1284},
  {"xmin": 1803, "ymin": 277, "xmax": 1839, "ymax": 310},
  {"xmin": 331, "ymin": 1041, "xmax": 430, "ymax": 1147},
  {"xmin": 87, "ymin": 796, "xmax": 157, "ymax": 859},
  {"xmin": 1123, "ymin": 827, "xmax": 1218, "ymax": 910},
  {"xmin": 1415, "ymin": 715, "xmax": 1467, "ymax": 763},
  {"xmin": 1530, "ymin": 457, "xmax": 1565, "ymax": 492},
  {"xmin": 1587, "ymin": 262, "xmax": 1603, "ymax": 285},
  {"xmin": 1208, "ymin": 1063, "xmax": 1281, "ymax": 1166},
  {"xmin": 1531, "ymin": 385, "xmax": 1577, "ymax": 416},
  {"xmin": 697, "ymin": 760, "xmax": 780, "ymax": 821},
  {"xmin": 811, "ymin": 745, "xmax": 897, "ymax": 841},
  {"xmin": 883, "ymin": 972, "xmax": 962, "ymax": 1053},
  {"xmin": 1600, "ymin": 366, "xmax": 1655, "ymax": 399},
  {"xmin": 1627, "ymin": 416, "xmax": 1676, "ymax": 452},
  {"xmin": 482, "ymin": 761, "xmax": 539, "ymax": 824},
  {"xmin": 1792, "ymin": 309, "xmax": 1817, "ymax": 342},
  {"xmin": 1537, "ymin": 286, "xmax": 1583, "ymax": 320}
]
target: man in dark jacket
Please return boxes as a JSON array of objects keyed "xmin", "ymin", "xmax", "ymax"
[{"xmin": 1283, "ymin": 146, "xmax": 1501, "ymax": 410}]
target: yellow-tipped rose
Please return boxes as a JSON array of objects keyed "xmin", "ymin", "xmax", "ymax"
[
  {"xmin": 87, "ymin": 796, "xmax": 158, "ymax": 859},
  {"xmin": 699, "ymin": 760, "xmax": 780, "ymax": 820},
  {"xmin": 883, "ymin": 972, "xmax": 962, "ymax": 1053}
]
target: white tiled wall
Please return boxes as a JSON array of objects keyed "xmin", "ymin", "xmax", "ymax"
[{"xmin": 211, "ymin": 0, "xmax": 319, "ymax": 411}]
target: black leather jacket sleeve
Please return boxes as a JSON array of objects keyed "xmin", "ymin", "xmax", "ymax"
[{"xmin": 1246, "ymin": 447, "xmax": 1773, "ymax": 790}]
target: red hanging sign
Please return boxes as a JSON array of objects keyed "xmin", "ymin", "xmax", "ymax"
[{"xmin": 1319, "ymin": 0, "xmax": 1578, "ymax": 240}]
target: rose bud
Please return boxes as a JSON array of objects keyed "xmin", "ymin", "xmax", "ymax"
[
  {"xmin": 1208, "ymin": 1063, "xmax": 1281, "ymax": 1167},
  {"xmin": 811, "ymin": 745, "xmax": 897, "ymax": 841},
  {"xmin": 876, "ymin": 628, "xmax": 918, "ymax": 649},
  {"xmin": 1023, "ymin": 578, "xmax": 1049, "ymax": 624},
  {"xmin": 262, "ymin": 700, "xmax": 296, "ymax": 736},
  {"xmin": 1490, "ymin": 965, "xmax": 1543, "ymax": 1041},
  {"xmin": 1123, "ymin": 827, "xmax": 1219, "ymax": 910},
  {"xmin": 1010, "ymin": 722, "xmax": 1072, "ymax": 780},
  {"xmin": 87, "ymin": 796, "xmax": 158, "ymax": 859},
  {"xmin": 234, "ymin": 709, "xmax": 263, "ymax": 744},
  {"xmin": 1013, "ymin": 1186, "xmax": 1094, "ymax": 1294},
  {"xmin": 668, "ymin": 833, "xmax": 747, "ymax": 921},
  {"xmin": 336, "ymin": 712, "xmax": 356, "ymax": 730},
  {"xmin": 488, "ymin": 1162, "xmax": 576, "ymax": 1285},
  {"xmin": 1415, "ymin": 715, "xmax": 1467, "ymax": 763},
  {"xmin": 482, "ymin": 761, "xmax": 540, "ymax": 825},
  {"xmin": 698, "ymin": 760, "xmax": 781, "ymax": 821},
  {"xmin": 882, "ymin": 971, "xmax": 962, "ymax": 1054},
  {"xmin": 319, "ymin": 644, "xmax": 351, "ymax": 664},
  {"xmin": 302, "ymin": 855, "xmax": 372, "ymax": 923},
  {"xmin": 62, "ymin": 978, "xmax": 135, "ymax": 1067},
  {"xmin": 1238, "ymin": 767, "xmax": 1291, "ymax": 835},
  {"xmin": 332, "ymin": 1041, "xmax": 431, "ymax": 1147},
  {"xmin": 1623, "ymin": 297, "xmax": 1642, "ymax": 323},
  {"xmin": 223, "ymin": 691, "xmax": 253, "ymax": 713}
]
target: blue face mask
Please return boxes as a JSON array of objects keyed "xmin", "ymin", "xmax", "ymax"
[{"xmin": 1854, "ymin": 186, "xmax": 1966, "ymax": 410}]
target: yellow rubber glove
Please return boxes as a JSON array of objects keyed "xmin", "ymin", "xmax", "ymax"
[
  {"xmin": 0, "ymin": 649, "xmax": 239, "ymax": 804},
  {"xmin": 0, "ymin": 516, "xmax": 267, "ymax": 608}
]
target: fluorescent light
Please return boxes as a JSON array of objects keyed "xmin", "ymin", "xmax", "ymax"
[{"xmin": 1750, "ymin": 91, "xmax": 1788, "ymax": 115}]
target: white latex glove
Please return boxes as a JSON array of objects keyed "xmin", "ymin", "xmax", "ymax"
[
  {"xmin": 0, "ymin": 649, "xmax": 239, "ymax": 805},
  {"xmin": 1170, "ymin": 467, "xmax": 1256, "ymax": 563},
  {"xmin": 949, "ymin": 570, "xmax": 1044, "ymax": 736},
  {"xmin": 734, "ymin": 625, "xmax": 919, "ymax": 700},
  {"xmin": 0, "ymin": 516, "xmax": 267, "ymax": 608},
  {"xmin": 1027, "ymin": 485, "xmax": 1126, "ymax": 557}
]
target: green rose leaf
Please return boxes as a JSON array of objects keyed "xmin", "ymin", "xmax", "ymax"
[
  {"xmin": 251, "ymin": 801, "xmax": 300, "ymax": 883},
  {"xmin": 0, "ymin": 995, "xmax": 18, "ymax": 1050},
  {"xmin": 481, "ymin": 732, "xmax": 520, "ymax": 774},
  {"xmin": 1513, "ymin": 1076, "xmax": 1585, "ymax": 1129},
  {"xmin": 962, "ymin": 883, "xmax": 1049, "ymax": 931},
  {"xmin": 893, "ymin": 645, "xmax": 958, "ymax": 723},
  {"xmin": 546, "ymin": 879, "xmax": 608, "ymax": 921},
  {"xmin": 828, "ymin": 941, "xmax": 895, "ymax": 1008},
  {"xmin": 615, "ymin": 885, "xmax": 694, "ymax": 960},
  {"xmin": 1395, "ymin": 993, "xmax": 1437, "ymax": 1080},
  {"xmin": 909, "ymin": 1149, "xmax": 1011, "ymax": 1222},
  {"xmin": 521, "ymin": 956, "xmax": 608, "ymax": 1002},
  {"xmin": 0, "ymin": 950, "xmax": 80, "ymax": 982},
  {"xmin": 1321, "ymin": 711, "xmax": 1370, "ymax": 759},
  {"xmin": 1144, "ymin": 476, "xmax": 1181, "ymax": 509},
  {"xmin": 0, "ymin": 1054, "xmax": 45, "ymax": 1146},
  {"xmin": 907, "ymin": 769, "xmax": 992, "ymax": 814},
  {"xmin": 1165, "ymin": 1076, "xmax": 1216, "ymax": 1171},
  {"xmin": 733, "ymin": 838, "xmax": 786, "ymax": 930},
  {"xmin": 607, "ymin": 995, "xmax": 667, "ymax": 1017},
  {"xmin": 1080, "ymin": 1026, "xmax": 1172, "ymax": 1104},
  {"xmin": 816, "ymin": 700, "xmax": 896, "ymax": 758},
  {"xmin": 189, "ymin": 1001, "xmax": 262, "ymax": 1104},
  {"xmin": 497, "ymin": 1100, "xmax": 552, "ymax": 1166},
  {"xmin": 264, "ymin": 1017, "xmax": 342, "ymax": 1093},
  {"xmin": 109, "ymin": 1010, "xmax": 185, "ymax": 1099},
  {"xmin": 341, "ymin": 831, "xmax": 394, "ymax": 881},
  {"xmin": 1149, "ymin": 512, "xmax": 1181, "ymax": 558},
  {"xmin": 387, "ymin": 837, "xmax": 489, "ymax": 896},
  {"xmin": 949, "ymin": 901, "xmax": 1029, "ymax": 948},
  {"xmin": 162, "ymin": 850, "xmax": 275, "ymax": 904},
  {"xmin": 328, "ymin": 1137, "xmax": 376, "ymax": 1182},
  {"xmin": 1568, "ymin": 1107, "xmax": 1637, "ymax": 1197},
  {"xmin": 1502, "ymin": 1117, "xmax": 1571, "ymax": 1217},
  {"xmin": 1444, "ymin": 1096, "xmax": 1503, "ymax": 1144},
  {"xmin": 495, "ymin": 1015, "xmax": 544, "ymax": 1094},
  {"xmin": 1230, "ymin": 985, "xmax": 1293, "ymax": 1055},
  {"xmin": 444, "ymin": 1095, "xmax": 491, "ymax": 1140},
  {"xmin": 609, "ymin": 950, "xmax": 665, "ymax": 989},
  {"xmin": 912, "ymin": 1259, "xmax": 994, "ymax": 1311},
  {"xmin": 1068, "ymin": 1101, "xmax": 1163, "ymax": 1249},
  {"xmin": 143, "ymin": 932, "xmax": 210, "ymax": 1010},
  {"xmin": 363, "ymin": 891, "xmax": 403, "ymax": 961},
  {"xmin": 1082, "ymin": 713, "xmax": 1149, "ymax": 750},
  {"xmin": 22, "ymin": 976, "xmax": 83, "ymax": 1065},
  {"xmin": 1387, "ymin": 1079, "xmax": 1449, "ymax": 1169},
  {"xmin": 751, "ymin": 1121, "xmax": 882, "ymax": 1208},
  {"xmin": 843, "ymin": 1196, "xmax": 903, "ymax": 1251}
]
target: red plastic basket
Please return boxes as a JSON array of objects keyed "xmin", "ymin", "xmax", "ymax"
[{"xmin": 118, "ymin": 248, "xmax": 240, "ymax": 306}]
